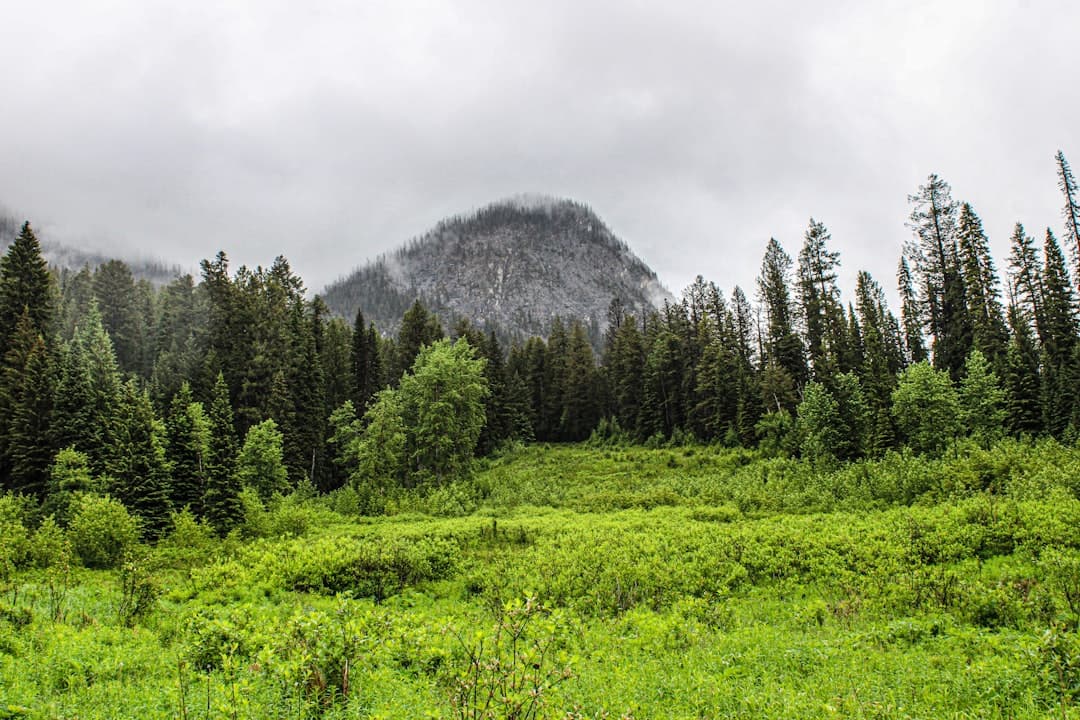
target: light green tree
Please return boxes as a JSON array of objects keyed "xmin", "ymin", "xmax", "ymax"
[
  {"xmin": 796, "ymin": 381, "xmax": 843, "ymax": 461},
  {"xmin": 892, "ymin": 361, "xmax": 960, "ymax": 456},
  {"xmin": 959, "ymin": 349, "xmax": 1006, "ymax": 448},
  {"xmin": 398, "ymin": 339, "xmax": 488, "ymax": 485},
  {"xmin": 234, "ymin": 418, "xmax": 289, "ymax": 501}
]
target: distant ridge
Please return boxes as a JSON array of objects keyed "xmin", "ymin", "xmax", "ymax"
[{"xmin": 322, "ymin": 196, "xmax": 673, "ymax": 342}]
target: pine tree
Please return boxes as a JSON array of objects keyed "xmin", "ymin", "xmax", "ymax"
[
  {"xmin": 1003, "ymin": 302, "xmax": 1043, "ymax": 437},
  {"xmin": 898, "ymin": 256, "xmax": 927, "ymax": 363},
  {"xmin": 4, "ymin": 328, "xmax": 55, "ymax": 497},
  {"xmin": 0, "ymin": 222, "xmax": 54, "ymax": 354},
  {"xmin": 1039, "ymin": 229, "xmax": 1078, "ymax": 436},
  {"xmin": 1056, "ymin": 150, "xmax": 1080, "ymax": 286},
  {"xmin": 956, "ymin": 203, "xmax": 1008, "ymax": 366},
  {"xmin": 350, "ymin": 308, "xmax": 376, "ymax": 413},
  {"xmin": 560, "ymin": 322, "xmax": 601, "ymax": 441},
  {"xmin": 393, "ymin": 300, "xmax": 443, "ymax": 383},
  {"xmin": 854, "ymin": 272, "xmax": 898, "ymax": 430},
  {"xmin": 92, "ymin": 259, "xmax": 142, "ymax": 374},
  {"xmin": 797, "ymin": 219, "xmax": 844, "ymax": 379},
  {"xmin": 111, "ymin": 379, "xmax": 172, "ymax": 539},
  {"xmin": 907, "ymin": 174, "xmax": 971, "ymax": 377},
  {"xmin": 607, "ymin": 313, "xmax": 645, "ymax": 436},
  {"xmin": 203, "ymin": 373, "xmax": 240, "ymax": 535},
  {"xmin": 165, "ymin": 382, "xmax": 207, "ymax": 514},
  {"xmin": 757, "ymin": 238, "xmax": 807, "ymax": 395},
  {"xmin": 1008, "ymin": 223, "xmax": 1045, "ymax": 339}
]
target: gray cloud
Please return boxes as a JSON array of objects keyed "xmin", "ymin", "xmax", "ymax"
[{"xmin": 1, "ymin": 0, "xmax": 1076, "ymax": 304}]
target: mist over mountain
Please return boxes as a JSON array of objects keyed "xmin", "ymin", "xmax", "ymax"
[
  {"xmin": 322, "ymin": 196, "xmax": 673, "ymax": 342},
  {"xmin": 0, "ymin": 211, "xmax": 183, "ymax": 286}
]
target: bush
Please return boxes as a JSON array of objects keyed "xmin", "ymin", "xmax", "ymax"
[{"xmin": 67, "ymin": 494, "xmax": 140, "ymax": 569}]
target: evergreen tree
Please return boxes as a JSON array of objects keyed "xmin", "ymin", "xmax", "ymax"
[
  {"xmin": 560, "ymin": 321, "xmax": 601, "ymax": 441},
  {"xmin": 4, "ymin": 327, "xmax": 55, "ymax": 497},
  {"xmin": 854, "ymin": 272, "xmax": 899, "ymax": 436},
  {"xmin": 1003, "ymin": 302, "xmax": 1043, "ymax": 437},
  {"xmin": 0, "ymin": 222, "xmax": 54, "ymax": 353},
  {"xmin": 1007, "ymin": 223, "xmax": 1045, "ymax": 340},
  {"xmin": 757, "ymin": 238, "xmax": 807, "ymax": 393},
  {"xmin": 393, "ymin": 300, "xmax": 443, "ymax": 383},
  {"xmin": 203, "ymin": 373, "xmax": 240, "ymax": 535},
  {"xmin": 165, "ymin": 382, "xmax": 207, "ymax": 514},
  {"xmin": 907, "ymin": 174, "xmax": 971, "ymax": 377},
  {"xmin": 540, "ymin": 319, "xmax": 569, "ymax": 439},
  {"xmin": 350, "ymin": 308, "xmax": 379, "ymax": 414},
  {"xmin": 956, "ymin": 203, "xmax": 1008, "ymax": 366},
  {"xmin": 110, "ymin": 379, "xmax": 172, "ymax": 539},
  {"xmin": 797, "ymin": 219, "xmax": 844, "ymax": 379},
  {"xmin": 898, "ymin": 256, "xmax": 927, "ymax": 363},
  {"xmin": 796, "ymin": 381, "xmax": 843, "ymax": 461},
  {"xmin": 640, "ymin": 327, "xmax": 684, "ymax": 439},
  {"xmin": 1056, "ymin": 150, "xmax": 1080, "ymax": 285},
  {"xmin": 92, "ymin": 259, "xmax": 142, "ymax": 374}
]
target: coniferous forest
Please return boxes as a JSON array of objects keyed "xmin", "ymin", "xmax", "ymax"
[{"xmin": 4, "ymin": 155, "xmax": 1080, "ymax": 717}]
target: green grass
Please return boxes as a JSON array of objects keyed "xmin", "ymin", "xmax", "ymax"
[{"xmin": 4, "ymin": 440, "xmax": 1080, "ymax": 718}]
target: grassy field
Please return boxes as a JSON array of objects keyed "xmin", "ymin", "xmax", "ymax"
[{"xmin": 4, "ymin": 440, "xmax": 1080, "ymax": 718}]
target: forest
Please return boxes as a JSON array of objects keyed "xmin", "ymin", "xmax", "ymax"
[{"xmin": 1, "ymin": 152, "xmax": 1080, "ymax": 717}]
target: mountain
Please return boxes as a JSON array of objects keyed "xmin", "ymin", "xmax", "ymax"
[{"xmin": 322, "ymin": 196, "xmax": 673, "ymax": 343}]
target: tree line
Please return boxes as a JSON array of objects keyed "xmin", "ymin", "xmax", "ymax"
[{"xmin": 0, "ymin": 151, "xmax": 1078, "ymax": 534}]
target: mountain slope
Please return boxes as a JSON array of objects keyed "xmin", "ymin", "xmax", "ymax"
[{"xmin": 322, "ymin": 196, "xmax": 672, "ymax": 340}]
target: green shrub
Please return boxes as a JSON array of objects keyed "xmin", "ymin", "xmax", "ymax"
[{"xmin": 67, "ymin": 494, "xmax": 140, "ymax": 569}]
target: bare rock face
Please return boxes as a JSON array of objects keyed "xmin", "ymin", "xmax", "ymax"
[{"xmin": 322, "ymin": 196, "xmax": 672, "ymax": 341}]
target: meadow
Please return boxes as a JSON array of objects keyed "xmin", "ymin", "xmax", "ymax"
[{"xmin": 4, "ymin": 439, "xmax": 1080, "ymax": 719}]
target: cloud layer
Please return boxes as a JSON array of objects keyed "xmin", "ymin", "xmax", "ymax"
[{"xmin": 2, "ymin": 0, "xmax": 1076, "ymax": 301}]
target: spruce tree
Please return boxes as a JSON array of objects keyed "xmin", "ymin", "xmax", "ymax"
[
  {"xmin": 5, "ymin": 330, "xmax": 55, "ymax": 497},
  {"xmin": 394, "ymin": 300, "xmax": 443, "ymax": 383},
  {"xmin": 560, "ymin": 322, "xmax": 601, "ymax": 441},
  {"xmin": 1056, "ymin": 150, "xmax": 1080, "ymax": 285},
  {"xmin": 907, "ymin": 174, "xmax": 971, "ymax": 377},
  {"xmin": 111, "ymin": 379, "xmax": 172, "ymax": 539},
  {"xmin": 956, "ymin": 203, "xmax": 1008, "ymax": 366},
  {"xmin": 165, "ymin": 382, "xmax": 206, "ymax": 514},
  {"xmin": 0, "ymin": 222, "xmax": 54, "ymax": 353},
  {"xmin": 1008, "ymin": 223, "xmax": 1045, "ymax": 339},
  {"xmin": 1002, "ymin": 296, "xmax": 1042, "ymax": 436},
  {"xmin": 203, "ymin": 373, "xmax": 240, "ymax": 535},
  {"xmin": 898, "ymin": 256, "xmax": 927, "ymax": 363},
  {"xmin": 797, "ymin": 219, "xmax": 844, "ymax": 380},
  {"xmin": 757, "ymin": 238, "xmax": 807, "ymax": 394}
]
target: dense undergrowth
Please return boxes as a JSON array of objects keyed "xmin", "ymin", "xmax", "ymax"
[{"xmin": 4, "ymin": 439, "xmax": 1080, "ymax": 718}]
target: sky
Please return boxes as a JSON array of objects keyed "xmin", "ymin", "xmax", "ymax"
[{"xmin": 1, "ymin": 0, "xmax": 1076, "ymax": 303}]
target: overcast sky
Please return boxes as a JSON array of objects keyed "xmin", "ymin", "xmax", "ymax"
[{"xmin": 1, "ymin": 0, "xmax": 1076, "ymax": 302}]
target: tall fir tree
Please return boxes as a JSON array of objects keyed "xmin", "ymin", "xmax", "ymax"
[
  {"xmin": 203, "ymin": 373, "xmax": 240, "ymax": 534},
  {"xmin": 898, "ymin": 256, "xmax": 927, "ymax": 364},
  {"xmin": 1003, "ymin": 301, "xmax": 1043, "ymax": 437},
  {"xmin": 165, "ymin": 382, "xmax": 207, "ymax": 514},
  {"xmin": 1056, "ymin": 150, "xmax": 1080, "ymax": 286},
  {"xmin": 0, "ymin": 222, "xmax": 54, "ymax": 354},
  {"xmin": 2, "ymin": 315, "xmax": 55, "ymax": 496},
  {"xmin": 956, "ymin": 203, "xmax": 1008, "ymax": 366},
  {"xmin": 110, "ymin": 379, "xmax": 172, "ymax": 538},
  {"xmin": 757, "ymin": 238, "xmax": 807, "ymax": 399},
  {"xmin": 797, "ymin": 219, "xmax": 844, "ymax": 380},
  {"xmin": 907, "ymin": 174, "xmax": 971, "ymax": 377}
]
